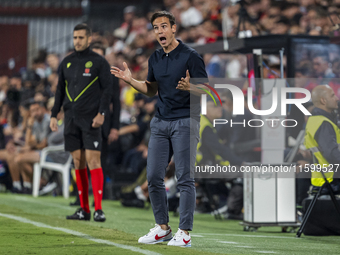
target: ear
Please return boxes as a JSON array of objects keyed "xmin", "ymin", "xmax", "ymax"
[
  {"xmin": 88, "ymin": 35, "xmax": 92, "ymax": 44},
  {"xmin": 172, "ymin": 24, "xmax": 177, "ymax": 34}
]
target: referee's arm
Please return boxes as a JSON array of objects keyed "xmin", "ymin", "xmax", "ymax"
[
  {"xmin": 51, "ymin": 64, "xmax": 66, "ymax": 118},
  {"xmin": 50, "ymin": 64, "xmax": 66, "ymax": 131}
]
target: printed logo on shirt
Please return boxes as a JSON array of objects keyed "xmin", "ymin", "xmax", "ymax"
[
  {"xmin": 83, "ymin": 62, "xmax": 92, "ymax": 76},
  {"xmin": 67, "ymin": 62, "xmax": 71, "ymax": 68},
  {"xmin": 83, "ymin": 68, "xmax": 91, "ymax": 76},
  {"xmin": 85, "ymin": 61, "xmax": 93, "ymax": 68}
]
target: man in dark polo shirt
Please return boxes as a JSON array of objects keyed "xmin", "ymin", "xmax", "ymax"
[{"xmin": 111, "ymin": 10, "xmax": 207, "ymax": 247}]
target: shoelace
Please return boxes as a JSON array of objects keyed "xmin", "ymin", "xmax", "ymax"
[{"xmin": 173, "ymin": 229, "xmax": 184, "ymax": 241}]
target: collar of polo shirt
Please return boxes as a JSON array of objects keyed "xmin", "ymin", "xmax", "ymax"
[{"xmin": 161, "ymin": 40, "xmax": 184, "ymax": 59}]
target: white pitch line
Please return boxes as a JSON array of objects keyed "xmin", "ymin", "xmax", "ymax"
[
  {"xmin": 191, "ymin": 235, "xmax": 204, "ymax": 237},
  {"xmin": 0, "ymin": 213, "xmax": 161, "ymax": 255},
  {"xmin": 235, "ymin": 246, "xmax": 254, "ymax": 248},
  {"xmin": 256, "ymin": 251, "xmax": 277, "ymax": 254},
  {"xmin": 194, "ymin": 233, "xmax": 295, "ymax": 239},
  {"xmin": 218, "ymin": 241, "xmax": 238, "ymax": 244}
]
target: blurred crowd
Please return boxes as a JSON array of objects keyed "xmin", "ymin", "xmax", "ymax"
[
  {"xmin": 226, "ymin": 0, "xmax": 340, "ymax": 37},
  {"xmin": 1, "ymin": 0, "xmax": 340, "ymax": 218}
]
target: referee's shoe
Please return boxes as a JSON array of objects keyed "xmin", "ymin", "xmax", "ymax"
[
  {"xmin": 66, "ymin": 208, "xmax": 90, "ymax": 221},
  {"xmin": 94, "ymin": 209, "xmax": 106, "ymax": 222}
]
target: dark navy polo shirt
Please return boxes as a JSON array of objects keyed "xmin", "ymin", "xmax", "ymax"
[{"xmin": 147, "ymin": 40, "xmax": 208, "ymax": 120}]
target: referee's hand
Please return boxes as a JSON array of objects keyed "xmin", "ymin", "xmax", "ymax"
[
  {"xmin": 92, "ymin": 113, "xmax": 104, "ymax": 128},
  {"xmin": 50, "ymin": 117, "xmax": 58, "ymax": 132}
]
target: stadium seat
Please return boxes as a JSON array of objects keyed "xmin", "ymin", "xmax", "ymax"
[{"xmin": 32, "ymin": 145, "xmax": 72, "ymax": 198}]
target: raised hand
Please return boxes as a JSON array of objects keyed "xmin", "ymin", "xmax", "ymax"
[
  {"xmin": 110, "ymin": 62, "xmax": 132, "ymax": 84},
  {"xmin": 176, "ymin": 70, "xmax": 190, "ymax": 91}
]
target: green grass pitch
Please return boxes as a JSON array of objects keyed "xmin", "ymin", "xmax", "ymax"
[{"xmin": 0, "ymin": 193, "xmax": 339, "ymax": 255}]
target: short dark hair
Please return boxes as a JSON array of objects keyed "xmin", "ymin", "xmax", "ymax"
[
  {"xmin": 313, "ymin": 53, "xmax": 329, "ymax": 62},
  {"xmin": 74, "ymin": 23, "xmax": 92, "ymax": 36},
  {"xmin": 90, "ymin": 42, "xmax": 105, "ymax": 55},
  {"xmin": 150, "ymin": 11, "xmax": 176, "ymax": 27},
  {"xmin": 30, "ymin": 100, "xmax": 46, "ymax": 109}
]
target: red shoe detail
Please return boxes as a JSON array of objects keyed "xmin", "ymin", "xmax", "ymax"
[
  {"xmin": 155, "ymin": 230, "xmax": 171, "ymax": 240},
  {"xmin": 183, "ymin": 239, "xmax": 191, "ymax": 244}
]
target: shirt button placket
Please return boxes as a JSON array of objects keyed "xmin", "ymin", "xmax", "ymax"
[{"xmin": 165, "ymin": 53, "xmax": 169, "ymax": 73}]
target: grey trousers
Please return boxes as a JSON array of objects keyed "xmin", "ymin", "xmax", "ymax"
[{"xmin": 147, "ymin": 116, "xmax": 200, "ymax": 231}]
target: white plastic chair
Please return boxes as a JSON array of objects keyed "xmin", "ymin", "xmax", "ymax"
[{"xmin": 32, "ymin": 145, "xmax": 72, "ymax": 198}]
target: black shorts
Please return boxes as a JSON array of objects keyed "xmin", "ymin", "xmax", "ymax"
[{"xmin": 64, "ymin": 116, "xmax": 102, "ymax": 152}]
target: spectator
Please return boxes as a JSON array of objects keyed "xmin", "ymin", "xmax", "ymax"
[
  {"xmin": 46, "ymin": 53, "xmax": 60, "ymax": 74},
  {"xmin": 204, "ymin": 54, "xmax": 224, "ymax": 77},
  {"xmin": 14, "ymin": 101, "xmax": 50, "ymax": 192},
  {"xmin": 120, "ymin": 96, "xmax": 157, "ymax": 175},
  {"xmin": 179, "ymin": 0, "xmax": 203, "ymax": 28},
  {"xmin": 197, "ymin": 19, "xmax": 223, "ymax": 43},
  {"xmin": 282, "ymin": 3, "xmax": 301, "ymax": 22},
  {"xmin": 0, "ymin": 100, "xmax": 50, "ymax": 193},
  {"xmin": 9, "ymin": 73, "xmax": 22, "ymax": 91},
  {"xmin": 271, "ymin": 17, "xmax": 290, "ymax": 34},
  {"xmin": 116, "ymin": 5, "xmax": 136, "ymax": 41},
  {"xmin": 47, "ymin": 72, "xmax": 59, "ymax": 96},
  {"xmin": 197, "ymin": 97, "xmax": 244, "ymax": 168},
  {"xmin": 21, "ymin": 70, "xmax": 40, "ymax": 102},
  {"xmin": 312, "ymin": 53, "xmax": 335, "ymax": 79},
  {"xmin": 0, "ymin": 75, "xmax": 9, "ymax": 104}
]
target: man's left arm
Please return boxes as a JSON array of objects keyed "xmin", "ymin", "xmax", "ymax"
[
  {"xmin": 93, "ymin": 58, "xmax": 113, "ymax": 128},
  {"xmin": 177, "ymin": 51, "xmax": 209, "ymax": 96}
]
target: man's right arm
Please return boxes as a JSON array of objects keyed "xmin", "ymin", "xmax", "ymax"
[
  {"xmin": 129, "ymin": 79, "xmax": 158, "ymax": 97},
  {"xmin": 51, "ymin": 63, "xmax": 66, "ymax": 118},
  {"xmin": 111, "ymin": 61, "xmax": 158, "ymax": 97}
]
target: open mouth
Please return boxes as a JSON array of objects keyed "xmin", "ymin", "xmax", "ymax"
[{"xmin": 159, "ymin": 36, "xmax": 166, "ymax": 44}]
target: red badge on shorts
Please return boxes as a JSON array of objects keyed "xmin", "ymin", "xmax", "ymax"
[{"xmin": 85, "ymin": 68, "xmax": 90, "ymax": 73}]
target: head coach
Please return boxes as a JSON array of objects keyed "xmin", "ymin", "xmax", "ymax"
[{"xmin": 111, "ymin": 10, "xmax": 208, "ymax": 247}]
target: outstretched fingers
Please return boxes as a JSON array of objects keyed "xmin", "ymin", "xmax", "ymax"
[
  {"xmin": 110, "ymin": 66, "xmax": 121, "ymax": 73},
  {"xmin": 110, "ymin": 66, "xmax": 123, "ymax": 78},
  {"xmin": 123, "ymin": 61, "xmax": 129, "ymax": 70}
]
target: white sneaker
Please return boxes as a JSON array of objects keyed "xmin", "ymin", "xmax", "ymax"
[
  {"xmin": 167, "ymin": 228, "xmax": 191, "ymax": 247},
  {"xmin": 138, "ymin": 224, "xmax": 172, "ymax": 244}
]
